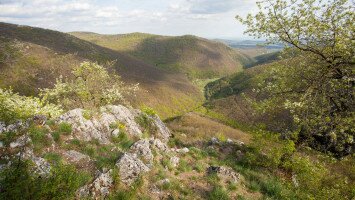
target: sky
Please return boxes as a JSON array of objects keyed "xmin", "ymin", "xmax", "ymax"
[{"xmin": 0, "ymin": 0, "xmax": 258, "ymax": 39}]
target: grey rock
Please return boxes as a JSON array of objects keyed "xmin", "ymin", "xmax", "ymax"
[
  {"xmin": 235, "ymin": 140, "xmax": 245, "ymax": 146},
  {"xmin": 21, "ymin": 148, "xmax": 51, "ymax": 176},
  {"xmin": 210, "ymin": 137, "xmax": 220, "ymax": 145},
  {"xmin": 10, "ymin": 135, "xmax": 31, "ymax": 148},
  {"xmin": 174, "ymin": 147, "xmax": 189, "ymax": 153},
  {"xmin": 169, "ymin": 156, "xmax": 180, "ymax": 168},
  {"xmin": 151, "ymin": 115, "xmax": 171, "ymax": 142},
  {"xmin": 0, "ymin": 141, "xmax": 4, "ymax": 148},
  {"xmin": 58, "ymin": 105, "xmax": 143, "ymax": 144},
  {"xmin": 77, "ymin": 169, "xmax": 113, "ymax": 199},
  {"xmin": 63, "ymin": 150, "xmax": 90, "ymax": 163},
  {"xmin": 116, "ymin": 153, "xmax": 150, "ymax": 185},
  {"xmin": 207, "ymin": 166, "xmax": 240, "ymax": 183},
  {"xmin": 0, "ymin": 121, "xmax": 6, "ymax": 134},
  {"xmin": 149, "ymin": 138, "xmax": 169, "ymax": 152},
  {"xmin": 111, "ymin": 129, "xmax": 120, "ymax": 137},
  {"xmin": 157, "ymin": 178, "xmax": 170, "ymax": 185},
  {"xmin": 129, "ymin": 139, "xmax": 153, "ymax": 166},
  {"xmin": 226, "ymin": 138, "xmax": 234, "ymax": 144}
]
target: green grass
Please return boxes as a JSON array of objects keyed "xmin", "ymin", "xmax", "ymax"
[
  {"xmin": 58, "ymin": 122, "xmax": 72, "ymax": 135},
  {"xmin": 207, "ymin": 186, "xmax": 229, "ymax": 200},
  {"xmin": 28, "ymin": 125, "xmax": 51, "ymax": 153}
]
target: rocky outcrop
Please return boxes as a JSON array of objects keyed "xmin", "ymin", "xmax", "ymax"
[
  {"xmin": 57, "ymin": 105, "xmax": 143, "ymax": 144},
  {"xmin": 22, "ymin": 148, "xmax": 51, "ymax": 176},
  {"xmin": 116, "ymin": 153, "xmax": 150, "ymax": 185},
  {"xmin": 207, "ymin": 166, "xmax": 240, "ymax": 183},
  {"xmin": 10, "ymin": 135, "xmax": 31, "ymax": 148},
  {"xmin": 77, "ymin": 169, "xmax": 113, "ymax": 199},
  {"xmin": 151, "ymin": 116, "xmax": 171, "ymax": 142},
  {"xmin": 129, "ymin": 139, "xmax": 154, "ymax": 166},
  {"xmin": 0, "ymin": 120, "xmax": 30, "ymax": 134}
]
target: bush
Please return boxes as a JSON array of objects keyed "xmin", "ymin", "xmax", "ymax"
[
  {"xmin": 245, "ymin": 130, "xmax": 295, "ymax": 169},
  {"xmin": 0, "ymin": 160, "xmax": 90, "ymax": 200},
  {"xmin": 40, "ymin": 61, "xmax": 138, "ymax": 110},
  {"xmin": 0, "ymin": 88, "xmax": 62, "ymax": 124}
]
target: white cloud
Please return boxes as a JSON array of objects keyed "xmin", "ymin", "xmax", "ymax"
[{"xmin": 0, "ymin": 0, "xmax": 259, "ymax": 38}]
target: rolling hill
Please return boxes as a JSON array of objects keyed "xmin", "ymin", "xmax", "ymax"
[
  {"xmin": 0, "ymin": 22, "xmax": 257, "ymax": 119},
  {"xmin": 0, "ymin": 22, "xmax": 204, "ymax": 118},
  {"xmin": 70, "ymin": 32, "xmax": 251, "ymax": 79}
]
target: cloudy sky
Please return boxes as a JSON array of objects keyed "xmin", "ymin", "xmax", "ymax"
[{"xmin": 0, "ymin": 0, "xmax": 258, "ymax": 39}]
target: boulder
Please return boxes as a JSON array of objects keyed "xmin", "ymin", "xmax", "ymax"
[
  {"xmin": 151, "ymin": 116, "xmax": 171, "ymax": 142},
  {"xmin": 116, "ymin": 153, "xmax": 150, "ymax": 185},
  {"xmin": 58, "ymin": 105, "xmax": 143, "ymax": 144},
  {"xmin": 77, "ymin": 169, "xmax": 113, "ymax": 199}
]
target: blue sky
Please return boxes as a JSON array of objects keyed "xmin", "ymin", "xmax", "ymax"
[{"xmin": 0, "ymin": 0, "xmax": 258, "ymax": 39}]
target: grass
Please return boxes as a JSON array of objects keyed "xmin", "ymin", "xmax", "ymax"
[
  {"xmin": 28, "ymin": 125, "xmax": 51, "ymax": 153},
  {"xmin": 57, "ymin": 122, "xmax": 72, "ymax": 135},
  {"xmin": 207, "ymin": 186, "xmax": 230, "ymax": 200}
]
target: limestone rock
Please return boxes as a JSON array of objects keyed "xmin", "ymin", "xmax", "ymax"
[
  {"xmin": 77, "ymin": 169, "xmax": 113, "ymax": 199},
  {"xmin": 169, "ymin": 156, "xmax": 180, "ymax": 168},
  {"xmin": 63, "ymin": 150, "xmax": 90, "ymax": 163},
  {"xmin": 226, "ymin": 138, "xmax": 234, "ymax": 144},
  {"xmin": 172, "ymin": 147, "xmax": 189, "ymax": 154},
  {"xmin": 210, "ymin": 137, "xmax": 220, "ymax": 145},
  {"xmin": 21, "ymin": 148, "xmax": 51, "ymax": 176},
  {"xmin": 58, "ymin": 105, "xmax": 143, "ymax": 144},
  {"xmin": 129, "ymin": 139, "xmax": 153, "ymax": 166},
  {"xmin": 149, "ymin": 138, "xmax": 169, "ymax": 152},
  {"xmin": 207, "ymin": 166, "xmax": 240, "ymax": 183},
  {"xmin": 0, "ymin": 121, "xmax": 6, "ymax": 134},
  {"xmin": 116, "ymin": 153, "xmax": 150, "ymax": 185},
  {"xmin": 10, "ymin": 135, "xmax": 31, "ymax": 148},
  {"xmin": 151, "ymin": 115, "xmax": 171, "ymax": 142}
]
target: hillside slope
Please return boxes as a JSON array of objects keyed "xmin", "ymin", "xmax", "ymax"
[
  {"xmin": 70, "ymin": 32, "xmax": 251, "ymax": 78},
  {"xmin": 0, "ymin": 22, "xmax": 203, "ymax": 118}
]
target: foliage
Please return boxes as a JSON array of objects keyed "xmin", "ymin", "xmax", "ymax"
[
  {"xmin": 40, "ymin": 61, "xmax": 139, "ymax": 110},
  {"xmin": 28, "ymin": 125, "xmax": 52, "ymax": 153},
  {"xmin": 245, "ymin": 130, "xmax": 295, "ymax": 169},
  {"xmin": 237, "ymin": 0, "xmax": 355, "ymax": 156},
  {"xmin": 0, "ymin": 160, "xmax": 90, "ymax": 200},
  {"xmin": 0, "ymin": 88, "xmax": 62, "ymax": 124},
  {"xmin": 141, "ymin": 105, "xmax": 157, "ymax": 116}
]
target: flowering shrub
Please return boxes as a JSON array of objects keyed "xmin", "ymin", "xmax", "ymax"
[
  {"xmin": 40, "ymin": 61, "xmax": 138, "ymax": 110},
  {"xmin": 0, "ymin": 88, "xmax": 63, "ymax": 124}
]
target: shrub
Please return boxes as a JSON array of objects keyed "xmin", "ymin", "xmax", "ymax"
[
  {"xmin": 245, "ymin": 130, "xmax": 295, "ymax": 169},
  {"xmin": 141, "ymin": 105, "xmax": 157, "ymax": 116},
  {"xmin": 0, "ymin": 160, "xmax": 90, "ymax": 200},
  {"xmin": 40, "ymin": 61, "xmax": 138, "ymax": 110},
  {"xmin": 0, "ymin": 88, "xmax": 62, "ymax": 124}
]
